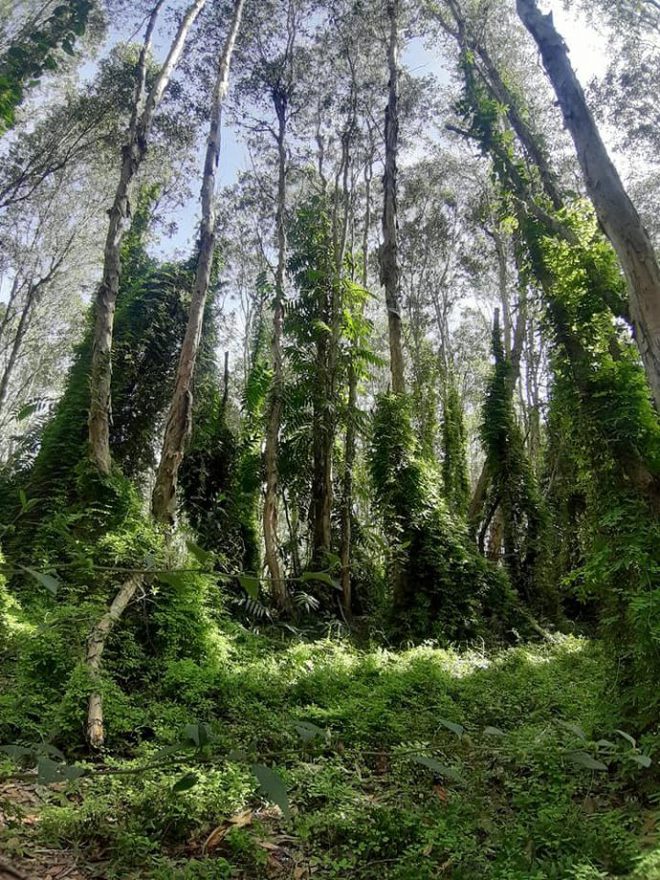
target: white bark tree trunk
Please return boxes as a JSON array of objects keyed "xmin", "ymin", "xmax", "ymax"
[
  {"xmin": 86, "ymin": 575, "xmax": 142, "ymax": 749},
  {"xmin": 88, "ymin": 0, "xmax": 208, "ymax": 475},
  {"xmin": 152, "ymin": 0, "xmax": 246, "ymax": 524},
  {"xmin": 517, "ymin": 0, "xmax": 660, "ymax": 411}
]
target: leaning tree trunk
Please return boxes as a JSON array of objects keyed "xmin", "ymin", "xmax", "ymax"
[
  {"xmin": 517, "ymin": 0, "xmax": 660, "ymax": 411},
  {"xmin": 88, "ymin": 0, "xmax": 208, "ymax": 475},
  {"xmin": 152, "ymin": 0, "xmax": 245, "ymax": 524},
  {"xmin": 86, "ymin": 575, "xmax": 142, "ymax": 749},
  {"xmin": 262, "ymin": 88, "xmax": 290, "ymax": 611},
  {"xmin": 380, "ymin": 0, "xmax": 405, "ymax": 395}
]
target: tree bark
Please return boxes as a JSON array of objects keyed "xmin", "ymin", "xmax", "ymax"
[
  {"xmin": 380, "ymin": 0, "xmax": 405, "ymax": 395},
  {"xmin": 339, "ymin": 150, "xmax": 372, "ymax": 618},
  {"xmin": 86, "ymin": 575, "xmax": 142, "ymax": 749},
  {"xmin": 262, "ymin": 86, "xmax": 289, "ymax": 611},
  {"xmin": 88, "ymin": 0, "xmax": 208, "ymax": 475},
  {"xmin": 152, "ymin": 0, "xmax": 245, "ymax": 524},
  {"xmin": 517, "ymin": 0, "xmax": 660, "ymax": 411}
]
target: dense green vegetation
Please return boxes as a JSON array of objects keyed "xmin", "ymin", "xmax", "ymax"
[{"xmin": 0, "ymin": 0, "xmax": 659, "ymax": 877}]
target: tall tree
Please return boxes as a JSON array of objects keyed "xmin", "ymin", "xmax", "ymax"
[
  {"xmin": 380, "ymin": 0, "xmax": 405, "ymax": 395},
  {"xmin": 152, "ymin": 0, "xmax": 246, "ymax": 525},
  {"xmin": 516, "ymin": 0, "xmax": 660, "ymax": 411},
  {"xmin": 88, "ymin": 0, "xmax": 207, "ymax": 475}
]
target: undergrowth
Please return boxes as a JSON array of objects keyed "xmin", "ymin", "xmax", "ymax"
[{"xmin": 1, "ymin": 627, "xmax": 658, "ymax": 879}]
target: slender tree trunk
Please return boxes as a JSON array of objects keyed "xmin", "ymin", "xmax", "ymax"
[
  {"xmin": 86, "ymin": 575, "xmax": 142, "ymax": 749},
  {"xmin": 263, "ymin": 88, "xmax": 289, "ymax": 611},
  {"xmin": 0, "ymin": 284, "xmax": 35, "ymax": 420},
  {"xmin": 380, "ymin": 0, "xmax": 405, "ymax": 395},
  {"xmin": 517, "ymin": 0, "xmax": 660, "ymax": 410},
  {"xmin": 339, "ymin": 152, "xmax": 372, "ymax": 617},
  {"xmin": 152, "ymin": 0, "xmax": 245, "ymax": 524},
  {"xmin": 88, "ymin": 0, "xmax": 208, "ymax": 474}
]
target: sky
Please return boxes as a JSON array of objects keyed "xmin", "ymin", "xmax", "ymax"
[{"xmin": 155, "ymin": 0, "xmax": 610, "ymax": 258}]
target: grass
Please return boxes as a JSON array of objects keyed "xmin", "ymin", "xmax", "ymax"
[{"xmin": 1, "ymin": 624, "xmax": 659, "ymax": 879}]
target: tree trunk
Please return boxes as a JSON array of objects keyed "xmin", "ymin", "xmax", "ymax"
[
  {"xmin": 86, "ymin": 575, "xmax": 142, "ymax": 749},
  {"xmin": 152, "ymin": 0, "xmax": 245, "ymax": 524},
  {"xmin": 339, "ymin": 151, "xmax": 372, "ymax": 617},
  {"xmin": 517, "ymin": 0, "xmax": 660, "ymax": 411},
  {"xmin": 0, "ymin": 284, "xmax": 35, "ymax": 420},
  {"xmin": 263, "ymin": 88, "xmax": 289, "ymax": 611},
  {"xmin": 88, "ymin": 0, "xmax": 208, "ymax": 474},
  {"xmin": 380, "ymin": 0, "xmax": 405, "ymax": 395}
]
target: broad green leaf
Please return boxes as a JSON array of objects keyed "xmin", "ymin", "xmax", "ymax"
[
  {"xmin": 557, "ymin": 721, "xmax": 587, "ymax": 740},
  {"xmin": 630, "ymin": 754, "xmax": 652, "ymax": 768},
  {"xmin": 36, "ymin": 757, "xmax": 84, "ymax": 784},
  {"xmin": 252, "ymin": 764, "xmax": 290, "ymax": 818},
  {"xmin": 172, "ymin": 772, "xmax": 199, "ymax": 792},
  {"xmin": 183, "ymin": 723, "xmax": 211, "ymax": 748},
  {"xmin": 16, "ymin": 402, "xmax": 39, "ymax": 421},
  {"xmin": 23, "ymin": 566, "xmax": 60, "ymax": 596},
  {"xmin": 295, "ymin": 721, "xmax": 324, "ymax": 742},
  {"xmin": 186, "ymin": 540, "xmax": 215, "ymax": 568},
  {"xmin": 300, "ymin": 571, "xmax": 340, "ymax": 590},
  {"xmin": 238, "ymin": 574, "xmax": 260, "ymax": 599},
  {"xmin": 411, "ymin": 755, "xmax": 462, "ymax": 781},
  {"xmin": 483, "ymin": 726, "xmax": 505, "ymax": 737},
  {"xmin": 157, "ymin": 571, "xmax": 189, "ymax": 589},
  {"xmin": 614, "ymin": 729, "xmax": 636, "ymax": 748},
  {"xmin": 437, "ymin": 718, "xmax": 464, "ymax": 737},
  {"xmin": 569, "ymin": 751, "xmax": 607, "ymax": 771},
  {"xmin": 1, "ymin": 744, "xmax": 34, "ymax": 759}
]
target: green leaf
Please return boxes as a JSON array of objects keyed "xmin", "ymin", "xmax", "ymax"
[
  {"xmin": 569, "ymin": 751, "xmax": 608, "ymax": 771},
  {"xmin": 630, "ymin": 754, "xmax": 651, "ymax": 768},
  {"xmin": 157, "ymin": 571, "xmax": 189, "ymax": 589},
  {"xmin": 172, "ymin": 772, "xmax": 199, "ymax": 792},
  {"xmin": 0, "ymin": 745, "xmax": 34, "ymax": 760},
  {"xmin": 37, "ymin": 757, "xmax": 62, "ymax": 784},
  {"xmin": 23, "ymin": 566, "xmax": 60, "ymax": 596},
  {"xmin": 437, "ymin": 718, "xmax": 464, "ymax": 737},
  {"xmin": 36, "ymin": 757, "xmax": 84, "ymax": 784},
  {"xmin": 238, "ymin": 574, "xmax": 260, "ymax": 599},
  {"xmin": 300, "ymin": 571, "xmax": 340, "ymax": 590},
  {"xmin": 186, "ymin": 540, "xmax": 214, "ymax": 568},
  {"xmin": 295, "ymin": 721, "xmax": 324, "ymax": 742},
  {"xmin": 411, "ymin": 755, "xmax": 462, "ymax": 781},
  {"xmin": 614, "ymin": 729, "xmax": 636, "ymax": 748},
  {"xmin": 16, "ymin": 402, "xmax": 39, "ymax": 421},
  {"xmin": 483, "ymin": 726, "xmax": 505, "ymax": 737},
  {"xmin": 557, "ymin": 721, "xmax": 587, "ymax": 740},
  {"xmin": 252, "ymin": 764, "xmax": 290, "ymax": 818},
  {"xmin": 183, "ymin": 723, "xmax": 211, "ymax": 748}
]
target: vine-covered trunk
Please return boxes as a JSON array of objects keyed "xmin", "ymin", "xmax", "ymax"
[
  {"xmin": 152, "ymin": 0, "xmax": 245, "ymax": 524},
  {"xmin": 263, "ymin": 89, "xmax": 289, "ymax": 610},
  {"xmin": 517, "ymin": 0, "xmax": 660, "ymax": 411},
  {"xmin": 88, "ymin": 0, "xmax": 207, "ymax": 474},
  {"xmin": 380, "ymin": 0, "xmax": 405, "ymax": 396}
]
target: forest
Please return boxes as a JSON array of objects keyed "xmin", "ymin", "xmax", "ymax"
[{"xmin": 0, "ymin": 0, "xmax": 659, "ymax": 877}]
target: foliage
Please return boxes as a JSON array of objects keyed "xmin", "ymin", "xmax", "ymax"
[
  {"xmin": 0, "ymin": 0, "xmax": 94, "ymax": 134},
  {"xmin": 370, "ymin": 392, "xmax": 516, "ymax": 641}
]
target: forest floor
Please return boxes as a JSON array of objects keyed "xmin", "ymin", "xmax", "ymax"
[{"xmin": 1, "ymin": 629, "xmax": 659, "ymax": 880}]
